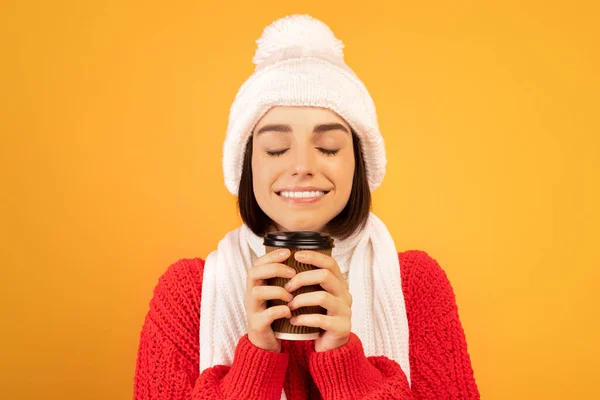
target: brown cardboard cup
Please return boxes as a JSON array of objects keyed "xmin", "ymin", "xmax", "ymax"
[{"xmin": 264, "ymin": 232, "xmax": 334, "ymax": 340}]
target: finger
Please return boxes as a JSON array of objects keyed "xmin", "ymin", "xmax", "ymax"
[
  {"xmin": 248, "ymin": 263, "xmax": 296, "ymax": 285},
  {"xmin": 253, "ymin": 248, "xmax": 291, "ymax": 267},
  {"xmin": 285, "ymin": 269, "xmax": 345, "ymax": 297},
  {"xmin": 251, "ymin": 305, "xmax": 292, "ymax": 331},
  {"xmin": 294, "ymin": 251, "xmax": 344, "ymax": 281},
  {"xmin": 288, "ymin": 291, "xmax": 351, "ymax": 317},
  {"xmin": 250, "ymin": 286, "xmax": 294, "ymax": 310},
  {"xmin": 290, "ymin": 314, "xmax": 351, "ymax": 335}
]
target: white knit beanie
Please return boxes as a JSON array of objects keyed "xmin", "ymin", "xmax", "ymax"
[{"xmin": 223, "ymin": 14, "xmax": 386, "ymax": 196}]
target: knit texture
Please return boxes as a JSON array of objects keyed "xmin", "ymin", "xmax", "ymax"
[
  {"xmin": 223, "ymin": 15, "xmax": 386, "ymax": 195},
  {"xmin": 134, "ymin": 251, "xmax": 480, "ymax": 399},
  {"xmin": 200, "ymin": 214, "xmax": 410, "ymax": 394}
]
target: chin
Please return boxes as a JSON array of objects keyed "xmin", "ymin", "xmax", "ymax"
[{"xmin": 277, "ymin": 218, "xmax": 326, "ymax": 233}]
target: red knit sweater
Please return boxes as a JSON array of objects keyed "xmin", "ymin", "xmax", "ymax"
[{"xmin": 134, "ymin": 250, "xmax": 479, "ymax": 399}]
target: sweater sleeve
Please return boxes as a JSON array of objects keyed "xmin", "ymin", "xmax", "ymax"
[
  {"xmin": 133, "ymin": 258, "xmax": 289, "ymax": 400},
  {"xmin": 309, "ymin": 333, "xmax": 412, "ymax": 399},
  {"xmin": 308, "ymin": 250, "xmax": 479, "ymax": 399},
  {"xmin": 400, "ymin": 250, "xmax": 479, "ymax": 399}
]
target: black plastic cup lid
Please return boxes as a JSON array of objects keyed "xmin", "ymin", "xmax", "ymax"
[{"xmin": 263, "ymin": 231, "xmax": 334, "ymax": 250}]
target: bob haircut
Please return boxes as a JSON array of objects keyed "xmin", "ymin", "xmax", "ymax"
[{"xmin": 237, "ymin": 130, "xmax": 371, "ymax": 240}]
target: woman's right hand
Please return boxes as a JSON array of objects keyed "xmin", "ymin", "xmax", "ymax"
[{"xmin": 245, "ymin": 248, "xmax": 296, "ymax": 353}]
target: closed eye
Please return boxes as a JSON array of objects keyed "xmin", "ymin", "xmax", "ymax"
[
  {"xmin": 317, "ymin": 148, "xmax": 340, "ymax": 156},
  {"xmin": 266, "ymin": 149, "xmax": 289, "ymax": 157}
]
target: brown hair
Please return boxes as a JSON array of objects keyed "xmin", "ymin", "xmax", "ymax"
[{"xmin": 237, "ymin": 130, "xmax": 371, "ymax": 239}]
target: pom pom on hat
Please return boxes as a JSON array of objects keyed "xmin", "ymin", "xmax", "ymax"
[
  {"xmin": 223, "ymin": 14, "xmax": 387, "ymax": 196},
  {"xmin": 252, "ymin": 14, "xmax": 345, "ymax": 66}
]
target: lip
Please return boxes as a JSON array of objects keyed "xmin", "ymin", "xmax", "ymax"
[
  {"xmin": 276, "ymin": 186, "xmax": 330, "ymax": 192},
  {"xmin": 275, "ymin": 187, "xmax": 331, "ymax": 205}
]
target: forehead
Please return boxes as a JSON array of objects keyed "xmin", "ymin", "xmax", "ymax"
[{"xmin": 255, "ymin": 106, "xmax": 350, "ymax": 130}]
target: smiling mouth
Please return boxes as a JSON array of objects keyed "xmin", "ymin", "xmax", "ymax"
[{"xmin": 275, "ymin": 190, "xmax": 330, "ymax": 199}]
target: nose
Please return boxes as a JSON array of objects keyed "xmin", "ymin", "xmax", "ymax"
[{"xmin": 291, "ymin": 146, "xmax": 315, "ymax": 178}]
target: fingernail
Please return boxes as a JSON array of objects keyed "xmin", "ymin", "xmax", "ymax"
[
  {"xmin": 285, "ymin": 282, "xmax": 293, "ymax": 291},
  {"xmin": 295, "ymin": 252, "xmax": 306, "ymax": 260},
  {"xmin": 290, "ymin": 317, "xmax": 297, "ymax": 325},
  {"xmin": 279, "ymin": 250, "xmax": 288, "ymax": 257},
  {"xmin": 287, "ymin": 268, "xmax": 296, "ymax": 276}
]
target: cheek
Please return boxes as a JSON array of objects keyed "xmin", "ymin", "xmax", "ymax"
[
  {"xmin": 330, "ymin": 156, "xmax": 355, "ymax": 196},
  {"xmin": 251, "ymin": 156, "xmax": 277, "ymax": 197}
]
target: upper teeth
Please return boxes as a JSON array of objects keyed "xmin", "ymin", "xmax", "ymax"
[{"xmin": 280, "ymin": 191, "xmax": 326, "ymax": 198}]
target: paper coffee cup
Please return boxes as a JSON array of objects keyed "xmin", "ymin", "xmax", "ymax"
[{"xmin": 264, "ymin": 231, "xmax": 334, "ymax": 340}]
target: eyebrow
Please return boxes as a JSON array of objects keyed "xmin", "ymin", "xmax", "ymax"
[{"xmin": 254, "ymin": 123, "xmax": 350, "ymax": 135}]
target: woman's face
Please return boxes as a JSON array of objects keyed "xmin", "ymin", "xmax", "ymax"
[{"xmin": 251, "ymin": 106, "xmax": 355, "ymax": 233}]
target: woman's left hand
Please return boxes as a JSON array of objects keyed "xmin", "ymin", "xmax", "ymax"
[{"xmin": 285, "ymin": 250, "xmax": 352, "ymax": 352}]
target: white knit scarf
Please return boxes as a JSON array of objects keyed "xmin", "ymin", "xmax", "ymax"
[{"xmin": 199, "ymin": 213, "xmax": 410, "ymax": 398}]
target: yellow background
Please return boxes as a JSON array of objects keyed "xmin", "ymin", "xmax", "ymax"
[{"xmin": 1, "ymin": 1, "xmax": 598, "ymax": 399}]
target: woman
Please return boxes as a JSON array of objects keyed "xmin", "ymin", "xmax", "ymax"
[{"xmin": 134, "ymin": 14, "xmax": 479, "ymax": 399}]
